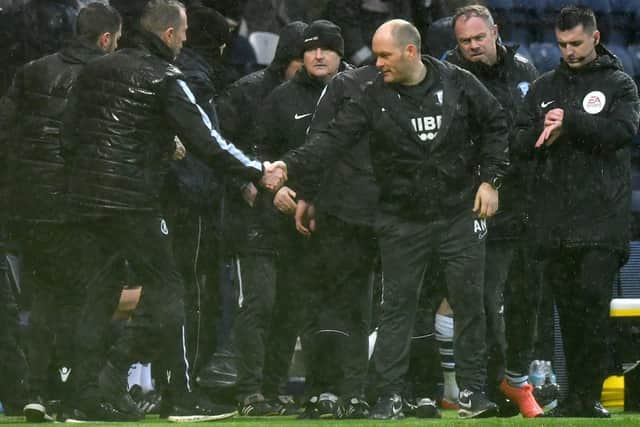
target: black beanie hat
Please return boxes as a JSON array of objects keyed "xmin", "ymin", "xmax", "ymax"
[
  {"xmin": 302, "ymin": 19, "xmax": 344, "ymax": 57},
  {"xmin": 186, "ymin": 6, "xmax": 230, "ymax": 49},
  {"xmin": 271, "ymin": 21, "xmax": 308, "ymax": 67}
]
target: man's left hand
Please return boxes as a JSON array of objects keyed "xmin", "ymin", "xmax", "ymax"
[
  {"xmin": 536, "ymin": 108, "xmax": 564, "ymax": 148},
  {"xmin": 473, "ymin": 182, "xmax": 499, "ymax": 219}
]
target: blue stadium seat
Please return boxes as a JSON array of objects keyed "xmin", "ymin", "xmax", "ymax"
[
  {"xmin": 628, "ymin": 44, "xmax": 640, "ymax": 86},
  {"xmin": 529, "ymin": 42, "xmax": 561, "ymax": 72},
  {"xmin": 611, "ymin": 0, "xmax": 640, "ymax": 43},
  {"xmin": 627, "ymin": 44, "xmax": 640, "ymax": 70},
  {"xmin": 633, "ymin": 191, "xmax": 640, "ymax": 213},
  {"xmin": 487, "ymin": 0, "xmax": 517, "ymax": 45},
  {"xmin": 581, "ymin": 0, "xmax": 613, "ymax": 13},
  {"xmin": 580, "ymin": 0, "xmax": 614, "ymax": 42},
  {"xmin": 487, "ymin": 0, "xmax": 514, "ymax": 9},
  {"xmin": 608, "ymin": 44, "xmax": 636, "ymax": 76},
  {"xmin": 515, "ymin": 44, "xmax": 533, "ymax": 63}
]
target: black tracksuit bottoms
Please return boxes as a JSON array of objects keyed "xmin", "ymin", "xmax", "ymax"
[
  {"xmin": 71, "ymin": 214, "xmax": 190, "ymax": 403},
  {"xmin": 484, "ymin": 240, "xmax": 541, "ymax": 393},
  {"xmin": 373, "ymin": 209, "xmax": 488, "ymax": 395},
  {"xmin": 545, "ymin": 247, "xmax": 620, "ymax": 403},
  {"xmin": 9, "ymin": 222, "xmax": 89, "ymax": 399}
]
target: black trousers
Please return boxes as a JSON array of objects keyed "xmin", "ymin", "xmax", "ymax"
[
  {"xmin": 72, "ymin": 214, "xmax": 190, "ymax": 403},
  {"xmin": 300, "ymin": 213, "xmax": 377, "ymax": 399},
  {"xmin": 0, "ymin": 236, "xmax": 30, "ymax": 405},
  {"xmin": 545, "ymin": 247, "xmax": 619, "ymax": 403},
  {"xmin": 9, "ymin": 222, "xmax": 89, "ymax": 399},
  {"xmin": 484, "ymin": 241, "xmax": 540, "ymax": 396},
  {"xmin": 373, "ymin": 210, "xmax": 487, "ymax": 394},
  {"xmin": 232, "ymin": 203, "xmax": 307, "ymax": 399},
  {"xmin": 167, "ymin": 206, "xmax": 221, "ymax": 376}
]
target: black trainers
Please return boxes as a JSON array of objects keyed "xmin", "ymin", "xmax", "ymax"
[
  {"xmin": 129, "ymin": 384, "xmax": 162, "ymax": 414},
  {"xmin": 458, "ymin": 389, "xmax": 498, "ymax": 418},
  {"xmin": 369, "ymin": 393, "xmax": 404, "ymax": 420},
  {"xmin": 195, "ymin": 351, "xmax": 237, "ymax": 389},
  {"xmin": 316, "ymin": 392, "xmax": 338, "ymax": 418},
  {"xmin": 414, "ymin": 397, "xmax": 442, "ymax": 418},
  {"xmin": 23, "ymin": 397, "xmax": 54, "ymax": 423},
  {"xmin": 266, "ymin": 395, "xmax": 302, "ymax": 415},
  {"xmin": 165, "ymin": 393, "xmax": 237, "ymax": 423},
  {"xmin": 336, "ymin": 396, "xmax": 370, "ymax": 419},
  {"xmin": 545, "ymin": 398, "xmax": 610, "ymax": 418},
  {"xmin": 62, "ymin": 400, "xmax": 145, "ymax": 423},
  {"xmin": 297, "ymin": 396, "xmax": 320, "ymax": 419},
  {"xmin": 238, "ymin": 393, "xmax": 280, "ymax": 416},
  {"xmin": 534, "ymin": 382, "xmax": 560, "ymax": 410}
]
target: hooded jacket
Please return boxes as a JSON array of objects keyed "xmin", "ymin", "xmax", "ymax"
[
  {"xmin": 445, "ymin": 44, "xmax": 539, "ymax": 240},
  {"xmin": 5, "ymin": 39, "xmax": 105, "ymax": 222},
  {"xmin": 62, "ymin": 30, "xmax": 261, "ymax": 219},
  {"xmin": 283, "ymin": 56, "xmax": 509, "ymax": 221},
  {"xmin": 513, "ymin": 44, "xmax": 640, "ymax": 256}
]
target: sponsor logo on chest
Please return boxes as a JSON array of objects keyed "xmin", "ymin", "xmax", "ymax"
[
  {"xmin": 411, "ymin": 115, "xmax": 442, "ymax": 142},
  {"xmin": 582, "ymin": 91, "xmax": 606, "ymax": 114}
]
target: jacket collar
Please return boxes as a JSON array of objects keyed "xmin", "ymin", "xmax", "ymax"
[
  {"xmin": 59, "ymin": 38, "xmax": 105, "ymax": 64},
  {"xmin": 129, "ymin": 28, "xmax": 176, "ymax": 63},
  {"xmin": 447, "ymin": 42, "xmax": 516, "ymax": 79}
]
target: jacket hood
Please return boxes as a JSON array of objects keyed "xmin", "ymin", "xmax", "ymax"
[{"xmin": 558, "ymin": 43, "xmax": 623, "ymax": 75}]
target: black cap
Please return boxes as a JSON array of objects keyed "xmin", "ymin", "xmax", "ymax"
[
  {"xmin": 302, "ymin": 19, "xmax": 344, "ymax": 57},
  {"xmin": 271, "ymin": 20, "xmax": 308, "ymax": 67}
]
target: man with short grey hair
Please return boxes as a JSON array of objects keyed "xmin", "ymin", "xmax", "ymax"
[
  {"xmin": 445, "ymin": 3, "xmax": 542, "ymax": 418},
  {"xmin": 62, "ymin": 0, "xmax": 285, "ymax": 422}
]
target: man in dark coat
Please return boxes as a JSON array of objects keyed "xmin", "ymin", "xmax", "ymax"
[
  {"xmin": 60, "ymin": 0, "xmax": 284, "ymax": 422},
  {"xmin": 444, "ymin": 4, "xmax": 542, "ymax": 418},
  {"xmin": 2, "ymin": 3, "xmax": 122, "ymax": 422},
  {"xmin": 513, "ymin": 6, "xmax": 640, "ymax": 418},
  {"xmin": 279, "ymin": 19, "xmax": 509, "ymax": 420}
]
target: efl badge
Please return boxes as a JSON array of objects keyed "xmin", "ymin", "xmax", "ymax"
[
  {"xmin": 517, "ymin": 81, "xmax": 530, "ymax": 97},
  {"xmin": 582, "ymin": 91, "xmax": 606, "ymax": 114}
]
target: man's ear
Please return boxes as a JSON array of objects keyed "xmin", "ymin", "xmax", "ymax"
[
  {"xmin": 406, "ymin": 43, "xmax": 418, "ymax": 59},
  {"xmin": 161, "ymin": 26, "xmax": 175, "ymax": 44},
  {"xmin": 98, "ymin": 32, "xmax": 111, "ymax": 50},
  {"xmin": 593, "ymin": 30, "xmax": 601, "ymax": 46}
]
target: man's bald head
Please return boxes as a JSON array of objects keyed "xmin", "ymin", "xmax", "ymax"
[
  {"xmin": 375, "ymin": 19, "xmax": 422, "ymax": 52},
  {"xmin": 372, "ymin": 19, "xmax": 425, "ymax": 85}
]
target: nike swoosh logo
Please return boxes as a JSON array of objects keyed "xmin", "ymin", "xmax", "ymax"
[
  {"xmin": 294, "ymin": 113, "xmax": 313, "ymax": 120},
  {"xmin": 540, "ymin": 100, "xmax": 555, "ymax": 108}
]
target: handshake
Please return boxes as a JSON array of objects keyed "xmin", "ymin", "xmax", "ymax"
[{"xmin": 260, "ymin": 160, "xmax": 288, "ymax": 191}]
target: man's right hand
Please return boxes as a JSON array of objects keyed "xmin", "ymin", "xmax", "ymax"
[
  {"xmin": 261, "ymin": 161, "xmax": 287, "ymax": 192},
  {"xmin": 295, "ymin": 199, "xmax": 316, "ymax": 236}
]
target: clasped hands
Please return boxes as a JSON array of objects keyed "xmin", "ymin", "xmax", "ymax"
[
  {"xmin": 261, "ymin": 161, "xmax": 288, "ymax": 192},
  {"xmin": 242, "ymin": 160, "xmax": 288, "ymax": 207}
]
